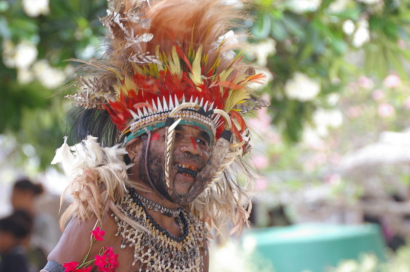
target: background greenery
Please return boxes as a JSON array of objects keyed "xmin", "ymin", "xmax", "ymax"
[{"xmin": 0, "ymin": 0, "xmax": 107, "ymax": 169}]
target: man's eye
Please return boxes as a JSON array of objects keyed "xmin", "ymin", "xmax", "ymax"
[{"xmin": 196, "ymin": 138, "xmax": 208, "ymax": 146}]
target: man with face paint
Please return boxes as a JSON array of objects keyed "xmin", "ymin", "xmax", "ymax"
[
  {"xmin": 41, "ymin": 0, "xmax": 268, "ymax": 271},
  {"xmin": 131, "ymin": 126, "xmax": 210, "ymax": 202}
]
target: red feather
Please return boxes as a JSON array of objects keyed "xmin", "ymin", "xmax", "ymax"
[
  {"xmin": 217, "ymin": 81, "xmax": 244, "ymax": 90},
  {"xmin": 175, "ymin": 45, "xmax": 193, "ymax": 72},
  {"xmin": 230, "ymin": 110, "xmax": 246, "ymax": 133}
]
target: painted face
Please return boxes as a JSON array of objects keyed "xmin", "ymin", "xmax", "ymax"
[{"xmin": 134, "ymin": 125, "xmax": 211, "ymax": 204}]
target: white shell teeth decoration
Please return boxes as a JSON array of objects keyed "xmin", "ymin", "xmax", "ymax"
[
  {"xmin": 157, "ymin": 97, "xmax": 163, "ymax": 112},
  {"xmin": 163, "ymin": 96, "xmax": 168, "ymax": 111},
  {"xmin": 189, "ymin": 96, "xmax": 194, "ymax": 103},
  {"xmin": 203, "ymin": 101, "xmax": 209, "ymax": 111},
  {"xmin": 151, "ymin": 99, "xmax": 158, "ymax": 112},
  {"xmin": 168, "ymin": 94, "xmax": 174, "ymax": 110},
  {"xmin": 209, "ymin": 102, "xmax": 214, "ymax": 110},
  {"xmin": 199, "ymin": 98, "xmax": 204, "ymax": 107},
  {"xmin": 174, "ymin": 94, "xmax": 180, "ymax": 107},
  {"xmin": 194, "ymin": 97, "xmax": 199, "ymax": 105},
  {"xmin": 143, "ymin": 107, "xmax": 148, "ymax": 116},
  {"xmin": 213, "ymin": 115, "xmax": 221, "ymax": 124},
  {"xmin": 182, "ymin": 96, "xmax": 186, "ymax": 104},
  {"xmin": 137, "ymin": 108, "xmax": 143, "ymax": 118},
  {"xmin": 130, "ymin": 110, "xmax": 139, "ymax": 120},
  {"xmin": 147, "ymin": 104, "xmax": 153, "ymax": 114}
]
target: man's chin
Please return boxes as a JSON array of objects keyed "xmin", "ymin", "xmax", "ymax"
[
  {"xmin": 172, "ymin": 184, "xmax": 192, "ymax": 199},
  {"xmin": 169, "ymin": 180, "xmax": 196, "ymax": 204}
]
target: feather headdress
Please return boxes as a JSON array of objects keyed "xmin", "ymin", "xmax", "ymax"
[{"xmin": 59, "ymin": 0, "xmax": 268, "ymax": 233}]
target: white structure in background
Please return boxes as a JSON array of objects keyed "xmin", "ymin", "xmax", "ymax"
[
  {"xmin": 22, "ymin": 0, "xmax": 49, "ymax": 17},
  {"xmin": 33, "ymin": 60, "xmax": 66, "ymax": 89},
  {"xmin": 357, "ymin": 0, "xmax": 380, "ymax": 4},
  {"xmin": 342, "ymin": 19, "xmax": 370, "ymax": 48},
  {"xmin": 328, "ymin": 0, "xmax": 349, "ymax": 13},
  {"xmin": 341, "ymin": 130, "xmax": 410, "ymax": 170},
  {"xmin": 285, "ymin": 72, "xmax": 321, "ymax": 101},
  {"xmin": 285, "ymin": 0, "xmax": 322, "ymax": 14},
  {"xmin": 312, "ymin": 108, "xmax": 344, "ymax": 137},
  {"xmin": 2, "ymin": 40, "xmax": 38, "ymax": 69},
  {"xmin": 353, "ymin": 20, "xmax": 370, "ymax": 48},
  {"xmin": 249, "ymin": 39, "xmax": 276, "ymax": 67},
  {"xmin": 340, "ymin": 129, "xmax": 410, "ymax": 237}
]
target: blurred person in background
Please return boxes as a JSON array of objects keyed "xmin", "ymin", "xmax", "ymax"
[
  {"xmin": 0, "ymin": 210, "xmax": 33, "ymax": 272},
  {"xmin": 11, "ymin": 178, "xmax": 57, "ymax": 270}
]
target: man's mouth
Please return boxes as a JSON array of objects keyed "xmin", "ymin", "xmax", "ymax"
[{"xmin": 176, "ymin": 164, "xmax": 198, "ymax": 178}]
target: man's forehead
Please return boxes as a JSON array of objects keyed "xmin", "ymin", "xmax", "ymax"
[
  {"xmin": 175, "ymin": 124, "xmax": 205, "ymax": 132},
  {"xmin": 126, "ymin": 122, "xmax": 214, "ymax": 145},
  {"xmin": 152, "ymin": 125, "xmax": 206, "ymax": 133}
]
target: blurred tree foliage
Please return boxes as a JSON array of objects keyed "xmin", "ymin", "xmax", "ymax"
[
  {"xmin": 248, "ymin": 0, "xmax": 410, "ymax": 142},
  {"xmin": 1, "ymin": 0, "xmax": 410, "ymax": 170},
  {"xmin": 0, "ymin": 0, "xmax": 107, "ymax": 169}
]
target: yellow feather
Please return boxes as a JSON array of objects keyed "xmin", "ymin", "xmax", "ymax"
[
  {"xmin": 219, "ymin": 68, "xmax": 234, "ymax": 82},
  {"xmin": 227, "ymin": 49, "xmax": 244, "ymax": 69},
  {"xmin": 233, "ymin": 73, "xmax": 247, "ymax": 85},
  {"xmin": 169, "ymin": 46, "xmax": 181, "ymax": 77},
  {"xmin": 147, "ymin": 63, "xmax": 159, "ymax": 78},
  {"xmin": 113, "ymin": 84, "xmax": 122, "ymax": 97},
  {"xmin": 108, "ymin": 68, "xmax": 123, "ymax": 81},
  {"xmin": 123, "ymin": 77, "xmax": 137, "ymax": 93},
  {"xmin": 202, "ymin": 53, "xmax": 208, "ymax": 66},
  {"xmin": 218, "ymin": 68, "xmax": 234, "ymax": 95},
  {"xmin": 208, "ymin": 57, "xmax": 221, "ymax": 76},
  {"xmin": 224, "ymin": 89, "xmax": 250, "ymax": 113},
  {"xmin": 155, "ymin": 45, "xmax": 164, "ymax": 73},
  {"xmin": 189, "ymin": 46, "xmax": 203, "ymax": 87},
  {"xmin": 131, "ymin": 62, "xmax": 144, "ymax": 75}
]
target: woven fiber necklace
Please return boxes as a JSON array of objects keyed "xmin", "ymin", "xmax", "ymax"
[{"xmin": 112, "ymin": 188, "xmax": 208, "ymax": 271}]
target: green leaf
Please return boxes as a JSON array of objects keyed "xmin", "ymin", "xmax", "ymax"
[
  {"xmin": 9, "ymin": 18, "xmax": 38, "ymax": 39},
  {"xmin": 387, "ymin": 50, "xmax": 408, "ymax": 80},
  {"xmin": 252, "ymin": 13, "xmax": 271, "ymax": 39},
  {"xmin": 0, "ymin": 16, "xmax": 10, "ymax": 39},
  {"xmin": 331, "ymin": 39, "xmax": 348, "ymax": 55},
  {"xmin": 333, "ymin": 8, "xmax": 361, "ymax": 20},
  {"xmin": 282, "ymin": 15, "xmax": 305, "ymax": 38},
  {"xmin": 271, "ymin": 18, "xmax": 287, "ymax": 41}
]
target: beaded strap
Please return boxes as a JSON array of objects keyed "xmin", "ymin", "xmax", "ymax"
[{"xmin": 130, "ymin": 188, "xmax": 181, "ymax": 218}]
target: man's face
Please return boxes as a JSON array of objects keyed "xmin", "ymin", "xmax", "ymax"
[{"xmin": 130, "ymin": 125, "xmax": 211, "ymax": 203}]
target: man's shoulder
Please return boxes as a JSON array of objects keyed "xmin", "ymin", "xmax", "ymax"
[{"xmin": 47, "ymin": 211, "xmax": 120, "ymax": 264}]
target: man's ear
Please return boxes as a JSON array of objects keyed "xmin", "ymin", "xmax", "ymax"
[{"xmin": 125, "ymin": 137, "xmax": 143, "ymax": 161}]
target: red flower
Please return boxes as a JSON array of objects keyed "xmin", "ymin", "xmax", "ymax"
[
  {"xmin": 95, "ymin": 254, "xmax": 108, "ymax": 270},
  {"xmin": 63, "ymin": 262, "xmax": 79, "ymax": 272},
  {"xmin": 91, "ymin": 227, "xmax": 105, "ymax": 241},
  {"xmin": 93, "ymin": 247, "xmax": 120, "ymax": 272},
  {"xmin": 105, "ymin": 247, "xmax": 119, "ymax": 269}
]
